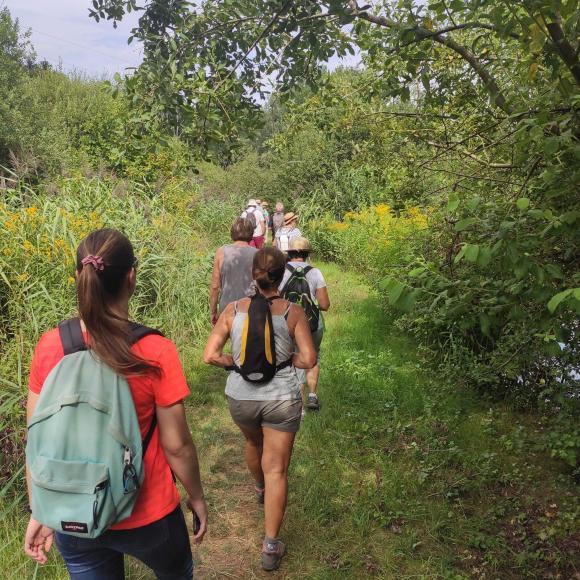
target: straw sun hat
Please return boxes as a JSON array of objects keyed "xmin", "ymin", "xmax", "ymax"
[{"xmin": 284, "ymin": 212, "xmax": 298, "ymax": 226}]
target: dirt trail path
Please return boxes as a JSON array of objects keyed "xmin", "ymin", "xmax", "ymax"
[{"xmin": 187, "ymin": 396, "xmax": 283, "ymax": 579}]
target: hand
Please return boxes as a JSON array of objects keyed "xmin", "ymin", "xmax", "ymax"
[
  {"xmin": 211, "ymin": 313, "xmax": 219, "ymax": 326},
  {"xmin": 24, "ymin": 517, "xmax": 54, "ymax": 564},
  {"xmin": 187, "ymin": 496, "xmax": 208, "ymax": 545}
]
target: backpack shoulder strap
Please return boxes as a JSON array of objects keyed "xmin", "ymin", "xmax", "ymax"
[
  {"xmin": 303, "ymin": 265, "xmax": 313, "ymax": 275},
  {"xmin": 129, "ymin": 323, "xmax": 164, "ymax": 345},
  {"xmin": 141, "ymin": 414, "xmax": 157, "ymax": 458},
  {"xmin": 128, "ymin": 323, "xmax": 163, "ymax": 457},
  {"xmin": 58, "ymin": 318, "xmax": 86, "ymax": 355},
  {"xmin": 286, "ymin": 264, "xmax": 295, "ymax": 273}
]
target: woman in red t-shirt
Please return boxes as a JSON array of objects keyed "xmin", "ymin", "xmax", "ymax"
[{"xmin": 24, "ymin": 228, "xmax": 208, "ymax": 579}]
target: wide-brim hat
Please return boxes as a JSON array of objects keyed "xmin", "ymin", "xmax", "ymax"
[
  {"xmin": 288, "ymin": 236, "xmax": 312, "ymax": 252},
  {"xmin": 247, "ymin": 198, "xmax": 257, "ymax": 206},
  {"xmin": 284, "ymin": 212, "xmax": 298, "ymax": 225}
]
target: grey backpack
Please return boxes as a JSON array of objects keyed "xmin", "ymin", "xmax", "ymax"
[{"xmin": 26, "ymin": 318, "xmax": 162, "ymax": 538}]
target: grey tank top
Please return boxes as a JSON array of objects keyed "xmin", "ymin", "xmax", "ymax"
[
  {"xmin": 225, "ymin": 303, "xmax": 300, "ymax": 401},
  {"xmin": 219, "ymin": 245, "xmax": 257, "ymax": 313}
]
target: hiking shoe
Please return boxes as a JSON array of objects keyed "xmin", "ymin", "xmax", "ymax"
[
  {"xmin": 307, "ymin": 393, "xmax": 320, "ymax": 411},
  {"xmin": 261, "ymin": 540, "xmax": 286, "ymax": 571},
  {"xmin": 255, "ymin": 485, "xmax": 265, "ymax": 505}
]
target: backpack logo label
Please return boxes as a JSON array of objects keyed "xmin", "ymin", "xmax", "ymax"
[{"xmin": 61, "ymin": 521, "xmax": 89, "ymax": 533}]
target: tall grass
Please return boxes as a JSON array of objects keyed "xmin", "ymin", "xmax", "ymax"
[{"xmin": 0, "ymin": 175, "xmax": 237, "ymax": 503}]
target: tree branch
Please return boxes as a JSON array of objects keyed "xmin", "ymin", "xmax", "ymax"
[
  {"xmin": 348, "ymin": 1, "xmax": 514, "ymax": 114},
  {"xmin": 543, "ymin": 19, "xmax": 580, "ymax": 86},
  {"xmin": 219, "ymin": 0, "xmax": 293, "ymax": 85},
  {"xmin": 424, "ymin": 140, "xmax": 515, "ymax": 168}
]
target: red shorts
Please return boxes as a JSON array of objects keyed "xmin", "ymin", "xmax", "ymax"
[{"xmin": 250, "ymin": 236, "xmax": 265, "ymax": 249}]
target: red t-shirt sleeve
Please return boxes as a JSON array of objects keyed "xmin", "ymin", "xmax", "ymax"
[
  {"xmin": 28, "ymin": 330, "xmax": 63, "ymax": 394},
  {"xmin": 149, "ymin": 339, "xmax": 190, "ymax": 406}
]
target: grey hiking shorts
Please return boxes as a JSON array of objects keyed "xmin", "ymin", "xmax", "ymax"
[{"xmin": 226, "ymin": 396, "xmax": 303, "ymax": 433}]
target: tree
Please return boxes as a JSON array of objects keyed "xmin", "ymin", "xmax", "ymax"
[
  {"xmin": 0, "ymin": 7, "xmax": 35, "ymax": 167},
  {"xmin": 89, "ymin": 1, "xmax": 579, "ymax": 153}
]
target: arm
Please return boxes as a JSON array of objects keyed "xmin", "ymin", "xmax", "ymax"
[
  {"xmin": 289, "ymin": 306, "xmax": 317, "ymax": 369},
  {"xmin": 157, "ymin": 402, "xmax": 207, "ymax": 543},
  {"xmin": 209, "ymin": 248, "xmax": 223, "ymax": 325},
  {"xmin": 24, "ymin": 390, "xmax": 54, "ymax": 564},
  {"xmin": 203, "ymin": 304, "xmax": 234, "ymax": 369},
  {"xmin": 316, "ymin": 287, "xmax": 330, "ymax": 311}
]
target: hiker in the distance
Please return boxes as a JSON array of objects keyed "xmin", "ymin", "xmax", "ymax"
[
  {"xmin": 204, "ymin": 247, "xmax": 316, "ymax": 572},
  {"xmin": 241, "ymin": 199, "xmax": 266, "ymax": 249},
  {"xmin": 210, "ymin": 217, "xmax": 257, "ymax": 326},
  {"xmin": 274, "ymin": 212, "xmax": 301, "ymax": 253},
  {"xmin": 269, "ymin": 202, "xmax": 285, "ymax": 245},
  {"xmin": 259, "ymin": 201, "xmax": 270, "ymax": 242},
  {"xmin": 24, "ymin": 228, "xmax": 207, "ymax": 579},
  {"xmin": 280, "ymin": 237, "xmax": 330, "ymax": 414}
]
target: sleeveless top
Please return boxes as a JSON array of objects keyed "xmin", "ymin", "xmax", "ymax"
[
  {"xmin": 225, "ymin": 302, "xmax": 300, "ymax": 401},
  {"xmin": 219, "ymin": 244, "xmax": 257, "ymax": 313},
  {"xmin": 275, "ymin": 227, "xmax": 301, "ymax": 252}
]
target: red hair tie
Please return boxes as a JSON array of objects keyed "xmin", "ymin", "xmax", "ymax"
[{"xmin": 81, "ymin": 255, "xmax": 105, "ymax": 272}]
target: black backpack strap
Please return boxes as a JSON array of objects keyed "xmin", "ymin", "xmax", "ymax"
[
  {"xmin": 286, "ymin": 264, "xmax": 295, "ymax": 273},
  {"xmin": 58, "ymin": 318, "xmax": 87, "ymax": 355},
  {"xmin": 303, "ymin": 265, "xmax": 313, "ymax": 275},
  {"xmin": 128, "ymin": 323, "xmax": 163, "ymax": 456},
  {"xmin": 276, "ymin": 358, "xmax": 293, "ymax": 372},
  {"xmin": 129, "ymin": 323, "xmax": 164, "ymax": 345},
  {"xmin": 142, "ymin": 413, "xmax": 157, "ymax": 458}
]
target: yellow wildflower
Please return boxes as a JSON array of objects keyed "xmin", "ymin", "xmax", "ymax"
[
  {"xmin": 375, "ymin": 204, "xmax": 391, "ymax": 216},
  {"xmin": 22, "ymin": 240, "xmax": 35, "ymax": 253},
  {"xmin": 328, "ymin": 222, "xmax": 349, "ymax": 232}
]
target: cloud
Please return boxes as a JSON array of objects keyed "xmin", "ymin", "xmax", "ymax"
[{"xmin": 2, "ymin": 0, "xmax": 143, "ymax": 78}]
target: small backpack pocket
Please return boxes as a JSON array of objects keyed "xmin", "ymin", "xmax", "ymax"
[{"xmin": 30, "ymin": 456, "xmax": 112, "ymax": 538}]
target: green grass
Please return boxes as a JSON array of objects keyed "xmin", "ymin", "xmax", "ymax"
[{"xmin": 2, "ymin": 262, "xmax": 578, "ymax": 578}]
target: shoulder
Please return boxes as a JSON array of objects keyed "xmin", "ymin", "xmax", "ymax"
[
  {"xmin": 29, "ymin": 327, "xmax": 65, "ymax": 393},
  {"xmin": 33, "ymin": 327, "xmax": 64, "ymax": 359},
  {"xmin": 132, "ymin": 333, "xmax": 175, "ymax": 359},
  {"xmin": 308, "ymin": 266, "xmax": 326, "ymax": 284},
  {"xmin": 286, "ymin": 302, "xmax": 306, "ymax": 326}
]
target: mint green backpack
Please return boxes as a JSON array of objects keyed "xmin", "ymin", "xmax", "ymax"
[{"xmin": 26, "ymin": 318, "xmax": 162, "ymax": 538}]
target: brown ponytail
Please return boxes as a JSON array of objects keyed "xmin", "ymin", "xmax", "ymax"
[
  {"xmin": 76, "ymin": 228, "xmax": 160, "ymax": 377},
  {"xmin": 252, "ymin": 247, "xmax": 286, "ymax": 291}
]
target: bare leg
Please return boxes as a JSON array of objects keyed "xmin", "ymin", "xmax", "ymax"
[
  {"xmin": 238, "ymin": 426, "xmax": 264, "ymax": 488},
  {"xmin": 305, "ymin": 364, "xmax": 320, "ymax": 395},
  {"xmin": 261, "ymin": 427, "xmax": 296, "ymax": 539}
]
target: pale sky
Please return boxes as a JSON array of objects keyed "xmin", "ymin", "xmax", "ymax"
[
  {"xmin": 2, "ymin": 0, "xmax": 359, "ymax": 79},
  {"xmin": 2, "ymin": 0, "xmax": 142, "ymax": 77}
]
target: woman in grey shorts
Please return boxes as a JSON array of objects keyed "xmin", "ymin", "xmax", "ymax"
[{"xmin": 204, "ymin": 247, "xmax": 316, "ymax": 572}]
